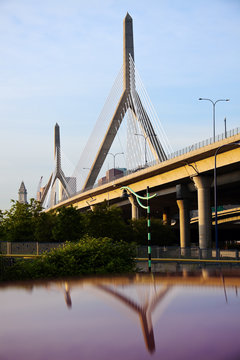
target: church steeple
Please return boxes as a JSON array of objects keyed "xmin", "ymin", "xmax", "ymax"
[{"xmin": 18, "ymin": 181, "xmax": 27, "ymax": 204}]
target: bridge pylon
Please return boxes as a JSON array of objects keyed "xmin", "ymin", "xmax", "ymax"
[
  {"xmin": 82, "ymin": 13, "xmax": 167, "ymax": 190},
  {"xmin": 40, "ymin": 123, "xmax": 72, "ymax": 207}
]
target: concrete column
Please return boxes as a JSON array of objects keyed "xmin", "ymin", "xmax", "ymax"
[
  {"xmin": 176, "ymin": 184, "xmax": 190, "ymax": 256},
  {"xmin": 129, "ymin": 194, "xmax": 139, "ymax": 220},
  {"xmin": 193, "ymin": 176, "xmax": 212, "ymax": 255},
  {"xmin": 162, "ymin": 207, "xmax": 169, "ymax": 225}
]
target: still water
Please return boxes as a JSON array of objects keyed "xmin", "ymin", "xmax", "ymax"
[{"xmin": 1, "ymin": 270, "xmax": 240, "ymax": 360}]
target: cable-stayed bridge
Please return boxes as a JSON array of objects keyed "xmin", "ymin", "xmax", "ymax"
[{"xmin": 38, "ymin": 14, "xmax": 240, "ymax": 253}]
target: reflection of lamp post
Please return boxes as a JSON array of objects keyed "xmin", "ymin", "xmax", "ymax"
[
  {"xmin": 106, "ymin": 152, "xmax": 124, "ymax": 174},
  {"xmin": 135, "ymin": 134, "xmax": 148, "ymax": 166},
  {"xmin": 199, "ymin": 98, "xmax": 229, "ymax": 142},
  {"xmin": 121, "ymin": 185, "xmax": 156, "ymax": 272},
  {"xmin": 214, "ymin": 142, "xmax": 240, "ymax": 257}
]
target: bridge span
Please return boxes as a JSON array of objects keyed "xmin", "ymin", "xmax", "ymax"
[{"xmin": 47, "ymin": 133, "xmax": 240, "ymax": 252}]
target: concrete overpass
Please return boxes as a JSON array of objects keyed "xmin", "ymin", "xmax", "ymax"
[{"xmin": 47, "ymin": 133, "xmax": 240, "ymax": 252}]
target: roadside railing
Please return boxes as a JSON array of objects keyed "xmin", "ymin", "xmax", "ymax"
[
  {"xmin": 136, "ymin": 246, "xmax": 240, "ymax": 261},
  {"xmin": 0, "ymin": 241, "xmax": 64, "ymax": 256}
]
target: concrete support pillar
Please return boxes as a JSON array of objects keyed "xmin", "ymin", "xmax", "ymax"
[
  {"xmin": 162, "ymin": 207, "xmax": 170, "ymax": 225},
  {"xmin": 129, "ymin": 194, "xmax": 139, "ymax": 220},
  {"xmin": 176, "ymin": 184, "xmax": 190, "ymax": 256},
  {"xmin": 193, "ymin": 176, "xmax": 212, "ymax": 255}
]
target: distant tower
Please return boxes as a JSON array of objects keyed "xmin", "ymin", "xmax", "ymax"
[{"xmin": 18, "ymin": 181, "xmax": 27, "ymax": 204}]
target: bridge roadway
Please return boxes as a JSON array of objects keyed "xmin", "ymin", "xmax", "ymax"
[{"xmin": 48, "ymin": 134, "xmax": 240, "ymax": 253}]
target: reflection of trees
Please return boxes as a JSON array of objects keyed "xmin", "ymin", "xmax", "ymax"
[{"xmin": 95, "ymin": 284, "xmax": 171, "ymax": 354}]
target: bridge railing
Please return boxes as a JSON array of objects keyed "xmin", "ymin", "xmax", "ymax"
[
  {"xmin": 98, "ymin": 126, "xmax": 240, "ymax": 186},
  {"xmin": 167, "ymin": 127, "xmax": 240, "ymax": 160}
]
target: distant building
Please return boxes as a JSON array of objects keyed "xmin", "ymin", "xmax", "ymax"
[
  {"xmin": 37, "ymin": 186, "xmax": 46, "ymax": 202},
  {"xmin": 98, "ymin": 168, "xmax": 126, "ymax": 186},
  {"xmin": 18, "ymin": 181, "xmax": 27, "ymax": 204}
]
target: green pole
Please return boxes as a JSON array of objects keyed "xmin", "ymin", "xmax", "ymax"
[{"xmin": 147, "ymin": 186, "xmax": 151, "ymax": 272}]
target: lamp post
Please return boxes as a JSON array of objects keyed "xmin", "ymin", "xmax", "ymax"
[
  {"xmin": 199, "ymin": 98, "xmax": 230, "ymax": 142},
  {"xmin": 106, "ymin": 152, "xmax": 124, "ymax": 174},
  {"xmin": 121, "ymin": 185, "xmax": 156, "ymax": 272},
  {"xmin": 135, "ymin": 133, "xmax": 148, "ymax": 166},
  {"xmin": 214, "ymin": 142, "xmax": 240, "ymax": 258}
]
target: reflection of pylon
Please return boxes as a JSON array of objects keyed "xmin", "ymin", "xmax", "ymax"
[
  {"xmin": 96, "ymin": 283, "xmax": 171, "ymax": 354},
  {"xmin": 41, "ymin": 123, "xmax": 71, "ymax": 205},
  {"xmin": 83, "ymin": 13, "xmax": 167, "ymax": 190}
]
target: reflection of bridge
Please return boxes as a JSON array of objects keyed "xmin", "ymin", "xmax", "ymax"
[
  {"xmin": 39, "ymin": 14, "xmax": 240, "ymax": 253},
  {"xmin": 3, "ymin": 272, "xmax": 239, "ymax": 354}
]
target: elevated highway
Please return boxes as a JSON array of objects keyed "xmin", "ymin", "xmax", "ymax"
[{"xmin": 47, "ymin": 133, "xmax": 240, "ymax": 252}]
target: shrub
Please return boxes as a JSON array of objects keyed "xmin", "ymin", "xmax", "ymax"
[
  {"xmin": 130, "ymin": 217, "xmax": 177, "ymax": 246},
  {"xmin": 0, "ymin": 236, "xmax": 136, "ymax": 281}
]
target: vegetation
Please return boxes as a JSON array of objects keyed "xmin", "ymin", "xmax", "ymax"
[
  {"xmin": 0, "ymin": 199, "xmax": 176, "ymax": 246},
  {"xmin": 0, "ymin": 199, "xmax": 177, "ymax": 280},
  {"xmin": 0, "ymin": 236, "xmax": 136, "ymax": 281},
  {"xmin": 130, "ymin": 217, "xmax": 177, "ymax": 246}
]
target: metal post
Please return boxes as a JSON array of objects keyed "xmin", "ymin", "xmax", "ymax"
[
  {"xmin": 214, "ymin": 142, "xmax": 240, "ymax": 258},
  {"xmin": 199, "ymin": 98, "xmax": 230, "ymax": 143},
  {"xmin": 213, "ymin": 102, "xmax": 216, "ymax": 142},
  {"xmin": 120, "ymin": 185, "xmax": 156, "ymax": 272},
  {"xmin": 214, "ymin": 155, "xmax": 219, "ymax": 256},
  {"xmin": 224, "ymin": 117, "xmax": 227, "ymax": 138},
  {"xmin": 147, "ymin": 186, "xmax": 151, "ymax": 272}
]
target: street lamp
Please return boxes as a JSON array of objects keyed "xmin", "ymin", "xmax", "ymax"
[
  {"xmin": 214, "ymin": 142, "xmax": 240, "ymax": 257},
  {"xmin": 199, "ymin": 98, "xmax": 230, "ymax": 142},
  {"xmin": 121, "ymin": 185, "xmax": 156, "ymax": 272},
  {"xmin": 106, "ymin": 152, "xmax": 124, "ymax": 173},
  {"xmin": 135, "ymin": 133, "xmax": 148, "ymax": 166}
]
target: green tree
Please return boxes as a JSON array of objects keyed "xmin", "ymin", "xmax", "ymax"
[
  {"xmin": 52, "ymin": 206, "xmax": 84, "ymax": 242},
  {"xmin": 0, "ymin": 199, "xmax": 43, "ymax": 242},
  {"xmin": 83, "ymin": 201, "xmax": 131, "ymax": 242},
  {"xmin": 130, "ymin": 217, "xmax": 177, "ymax": 246},
  {"xmin": 34, "ymin": 211, "xmax": 57, "ymax": 242}
]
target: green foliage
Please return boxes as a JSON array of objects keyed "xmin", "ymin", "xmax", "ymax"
[
  {"xmin": 0, "ymin": 199, "xmax": 55, "ymax": 242},
  {"xmin": 34, "ymin": 211, "xmax": 56, "ymax": 242},
  {"xmin": 83, "ymin": 201, "xmax": 131, "ymax": 242},
  {"xmin": 1, "ymin": 236, "xmax": 136, "ymax": 281},
  {"xmin": 0, "ymin": 199, "xmax": 42, "ymax": 242},
  {"xmin": 52, "ymin": 206, "xmax": 84, "ymax": 242},
  {"xmin": 130, "ymin": 217, "xmax": 177, "ymax": 246}
]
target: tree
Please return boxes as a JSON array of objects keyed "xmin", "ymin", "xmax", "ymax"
[
  {"xmin": 0, "ymin": 199, "xmax": 43, "ymax": 242},
  {"xmin": 52, "ymin": 206, "xmax": 84, "ymax": 242},
  {"xmin": 34, "ymin": 211, "xmax": 57, "ymax": 242},
  {"xmin": 130, "ymin": 217, "xmax": 177, "ymax": 246},
  {"xmin": 83, "ymin": 201, "xmax": 131, "ymax": 242}
]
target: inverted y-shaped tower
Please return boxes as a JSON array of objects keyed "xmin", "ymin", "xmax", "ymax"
[
  {"xmin": 83, "ymin": 13, "xmax": 167, "ymax": 190},
  {"xmin": 41, "ymin": 123, "xmax": 71, "ymax": 205}
]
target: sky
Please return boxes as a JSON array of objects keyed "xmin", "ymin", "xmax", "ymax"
[{"xmin": 0, "ymin": 0, "xmax": 240, "ymax": 210}]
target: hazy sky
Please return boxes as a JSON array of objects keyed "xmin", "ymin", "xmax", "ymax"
[{"xmin": 0, "ymin": 0, "xmax": 239, "ymax": 210}]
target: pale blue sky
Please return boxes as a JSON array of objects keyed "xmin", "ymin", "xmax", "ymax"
[{"xmin": 0, "ymin": 0, "xmax": 239, "ymax": 210}]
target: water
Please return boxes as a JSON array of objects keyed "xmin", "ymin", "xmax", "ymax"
[{"xmin": 1, "ymin": 270, "xmax": 240, "ymax": 360}]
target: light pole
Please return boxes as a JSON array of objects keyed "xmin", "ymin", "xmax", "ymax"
[
  {"xmin": 214, "ymin": 142, "xmax": 240, "ymax": 257},
  {"xmin": 135, "ymin": 133, "xmax": 148, "ymax": 166},
  {"xmin": 106, "ymin": 152, "xmax": 124, "ymax": 174},
  {"xmin": 121, "ymin": 185, "xmax": 156, "ymax": 272},
  {"xmin": 199, "ymin": 98, "xmax": 230, "ymax": 142}
]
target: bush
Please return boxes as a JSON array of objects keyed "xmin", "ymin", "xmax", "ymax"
[
  {"xmin": 130, "ymin": 217, "xmax": 177, "ymax": 246},
  {"xmin": 83, "ymin": 201, "xmax": 131, "ymax": 242},
  {"xmin": 0, "ymin": 236, "xmax": 136, "ymax": 281}
]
